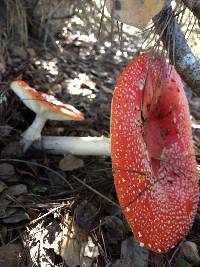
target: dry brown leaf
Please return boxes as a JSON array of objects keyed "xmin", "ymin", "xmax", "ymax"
[
  {"xmin": 106, "ymin": 0, "xmax": 164, "ymax": 29},
  {"xmin": 59, "ymin": 155, "xmax": 84, "ymax": 171}
]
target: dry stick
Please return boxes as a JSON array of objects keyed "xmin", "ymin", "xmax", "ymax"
[
  {"xmin": 6, "ymin": 193, "xmax": 26, "ymax": 210},
  {"xmin": 0, "ymin": 159, "xmax": 73, "ymax": 190},
  {"xmin": 185, "ymin": 18, "xmax": 197, "ymax": 41},
  {"xmin": 154, "ymin": 3, "xmax": 200, "ymax": 96},
  {"xmin": 29, "ymin": 204, "xmax": 66, "ymax": 225},
  {"xmin": 168, "ymin": 238, "xmax": 186, "ymax": 264}
]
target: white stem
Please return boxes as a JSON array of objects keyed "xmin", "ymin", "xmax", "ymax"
[
  {"xmin": 21, "ymin": 114, "xmax": 47, "ymax": 151},
  {"xmin": 33, "ymin": 136, "xmax": 111, "ymax": 156}
]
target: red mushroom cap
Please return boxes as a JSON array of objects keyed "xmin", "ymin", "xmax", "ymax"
[
  {"xmin": 111, "ymin": 53, "xmax": 199, "ymax": 253},
  {"xmin": 10, "ymin": 80, "xmax": 84, "ymax": 121}
]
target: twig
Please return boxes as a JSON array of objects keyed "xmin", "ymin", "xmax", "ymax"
[
  {"xmin": 181, "ymin": 0, "xmax": 200, "ymax": 21},
  {"xmin": 71, "ymin": 175, "xmax": 120, "ymax": 208},
  {"xmin": 29, "ymin": 204, "xmax": 66, "ymax": 225}
]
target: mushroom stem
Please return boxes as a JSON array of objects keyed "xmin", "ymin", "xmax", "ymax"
[
  {"xmin": 21, "ymin": 114, "xmax": 47, "ymax": 151},
  {"xmin": 33, "ymin": 136, "xmax": 111, "ymax": 156}
]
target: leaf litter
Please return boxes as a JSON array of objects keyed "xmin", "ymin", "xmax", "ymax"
[{"xmin": 0, "ymin": 1, "xmax": 199, "ymax": 267}]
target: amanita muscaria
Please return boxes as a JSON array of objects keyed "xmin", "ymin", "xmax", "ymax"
[
  {"xmin": 111, "ymin": 53, "xmax": 199, "ymax": 253},
  {"xmin": 10, "ymin": 80, "xmax": 84, "ymax": 151}
]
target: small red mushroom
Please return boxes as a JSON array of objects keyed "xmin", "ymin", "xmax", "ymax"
[{"xmin": 111, "ymin": 53, "xmax": 199, "ymax": 253}]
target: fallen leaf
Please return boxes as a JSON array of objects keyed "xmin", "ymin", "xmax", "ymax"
[
  {"xmin": 80, "ymin": 236, "xmax": 99, "ymax": 265},
  {"xmin": 74, "ymin": 201, "xmax": 97, "ymax": 234},
  {"xmin": 32, "ymin": 184, "xmax": 48, "ymax": 193},
  {"xmin": 61, "ymin": 223, "xmax": 81, "ymax": 267},
  {"xmin": 103, "ymin": 216, "xmax": 125, "ymax": 244},
  {"xmin": 7, "ymin": 184, "xmax": 28, "ymax": 196},
  {"xmin": 28, "ymin": 221, "xmax": 62, "ymax": 266},
  {"xmin": 59, "ymin": 155, "xmax": 84, "ymax": 171},
  {"xmin": 0, "ymin": 208, "xmax": 17, "ymax": 219},
  {"xmin": 106, "ymin": 0, "xmax": 164, "ymax": 30},
  {"xmin": 121, "ymin": 237, "xmax": 149, "ymax": 267},
  {"xmin": 176, "ymin": 259, "xmax": 193, "ymax": 267},
  {"xmin": 2, "ymin": 209, "xmax": 30, "ymax": 223}
]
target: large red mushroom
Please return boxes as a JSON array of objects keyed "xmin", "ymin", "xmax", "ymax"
[{"xmin": 111, "ymin": 52, "xmax": 199, "ymax": 253}]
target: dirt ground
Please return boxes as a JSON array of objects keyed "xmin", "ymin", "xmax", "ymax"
[{"xmin": 0, "ymin": 6, "xmax": 200, "ymax": 267}]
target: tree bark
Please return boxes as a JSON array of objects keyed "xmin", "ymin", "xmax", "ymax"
[
  {"xmin": 181, "ymin": 0, "xmax": 200, "ymax": 21},
  {"xmin": 154, "ymin": 4, "xmax": 200, "ymax": 96}
]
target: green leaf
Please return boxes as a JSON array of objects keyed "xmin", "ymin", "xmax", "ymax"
[
  {"xmin": 176, "ymin": 259, "xmax": 193, "ymax": 267},
  {"xmin": 32, "ymin": 184, "xmax": 48, "ymax": 193}
]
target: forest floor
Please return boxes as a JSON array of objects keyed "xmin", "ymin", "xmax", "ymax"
[{"xmin": 0, "ymin": 13, "xmax": 200, "ymax": 267}]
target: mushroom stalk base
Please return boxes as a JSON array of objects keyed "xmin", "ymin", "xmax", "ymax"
[
  {"xmin": 33, "ymin": 136, "xmax": 111, "ymax": 156},
  {"xmin": 21, "ymin": 115, "xmax": 47, "ymax": 151}
]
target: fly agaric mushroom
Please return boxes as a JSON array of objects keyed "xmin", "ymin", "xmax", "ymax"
[
  {"xmin": 10, "ymin": 80, "xmax": 84, "ymax": 151},
  {"xmin": 33, "ymin": 136, "xmax": 111, "ymax": 156},
  {"xmin": 111, "ymin": 53, "xmax": 199, "ymax": 253}
]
